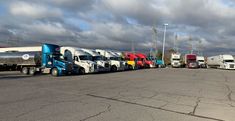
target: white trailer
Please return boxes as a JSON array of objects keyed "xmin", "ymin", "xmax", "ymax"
[
  {"xmin": 95, "ymin": 49, "xmax": 125, "ymax": 72},
  {"xmin": 61, "ymin": 47, "xmax": 98, "ymax": 74},
  {"xmin": 81, "ymin": 48, "xmax": 110, "ymax": 72},
  {"xmin": 171, "ymin": 53, "xmax": 181, "ymax": 68},
  {"xmin": 207, "ymin": 55, "xmax": 235, "ymax": 70},
  {"xmin": 196, "ymin": 56, "xmax": 206, "ymax": 68}
]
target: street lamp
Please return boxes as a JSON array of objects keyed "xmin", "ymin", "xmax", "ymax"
[{"xmin": 162, "ymin": 23, "xmax": 168, "ymax": 65}]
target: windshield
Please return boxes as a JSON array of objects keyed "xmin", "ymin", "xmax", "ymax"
[
  {"xmin": 172, "ymin": 59, "xmax": 180, "ymax": 61},
  {"xmin": 224, "ymin": 60, "xmax": 234, "ymax": 63},
  {"xmin": 79, "ymin": 55, "xmax": 92, "ymax": 60},
  {"xmin": 93, "ymin": 56, "xmax": 102, "ymax": 61},
  {"xmin": 198, "ymin": 60, "xmax": 204, "ymax": 62},
  {"xmin": 110, "ymin": 57, "xmax": 119, "ymax": 60},
  {"xmin": 52, "ymin": 54, "xmax": 64, "ymax": 61}
]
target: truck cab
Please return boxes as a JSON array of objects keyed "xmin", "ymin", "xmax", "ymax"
[
  {"xmin": 61, "ymin": 47, "xmax": 98, "ymax": 74},
  {"xmin": 95, "ymin": 49, "xmax": 125, "ymax": 72},
  {"xmin": 42, "ymin": 44, "xmax": 74, "ymax": 76},
  {"xmin": 184, "ymin": 54, "xmax": 198, "ymax": 68},
  {"xmin": 196, "ymin": 56, "xmax": 206, "ymax": 68},
  {"xmin": 124, "ymin": 52, "xmax": 138, "ymax": 70},
  {"xmin": 171, "ymin": 53, "xmax": 181, "ymax": 68},
  {"xmin": 220, "ymin": 55, "xmax": 235, "ymax": 69},
  {"xmin": 108, "ymin": 51, "xmax": 128, "ymax": 70},
  {"xmin": 81, "ymin": 48, "xmax": 110, "ymax": 72},
  {"xmin": 135, "ymin": 53, "xmax": 154, "ymax": 68}
]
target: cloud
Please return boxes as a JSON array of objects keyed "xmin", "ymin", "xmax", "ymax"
[
  {"xmin": 0, "ymin": 0, "xmax": 235, "ymax": 55},
  {"xmin": 9, "ymin": 1, "xmax": 62, "ymax": 19}
]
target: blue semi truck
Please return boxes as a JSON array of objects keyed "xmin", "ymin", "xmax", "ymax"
[{"xmin": 0, "ymin": 44, "xmax": 75, "ymax": 76}]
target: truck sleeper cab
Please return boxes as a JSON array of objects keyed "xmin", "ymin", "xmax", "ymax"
[
  {"xmin": 61, "ymin": 47, "xmax": 98, "ymax": 74},
  {"xmin": 135, "ymin": 53, "xmax": 154, "ymax": 68},
  {"xmin": 81, "ymin": 48, "xmax": 110, "ymax": 72},
  {"xmin": 95, "ymin": 49, "xmax": 125, "ymax": 72},
  {"xmin": 124, "ymin": 52, "xmax": 138, "ymax": 70},
  {"xmin": 184, "ymin": 54, "xmax": 198, "ymax": 69},
  {"xmin": 171, "ymin": 53, "xmax": 181, "ymax": 68}
]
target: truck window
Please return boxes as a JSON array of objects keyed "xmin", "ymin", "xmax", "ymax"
[
  {"xmin": 172, "ymin": 59, "xmax": 180, "ymax": 61},
  {"xmin": 79, "ymin": 55, "xmax": 91, "ymax": 60},
  {"xmin": 93, "ymin": 56, "xmax": 102, "ymax": 61},
  {"xmin": 224, "ymin": 60, "xmax": 234, "ymax": 63}
]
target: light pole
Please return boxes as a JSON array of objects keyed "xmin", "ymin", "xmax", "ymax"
[{"xmin": 162, "ymin": 23, "xmax": 168, "ymax": 65}]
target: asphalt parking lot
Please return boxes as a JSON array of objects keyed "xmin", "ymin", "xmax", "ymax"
[{"xmin": 0, "ymin": 68, "xmax": 234, "ymax": 121}]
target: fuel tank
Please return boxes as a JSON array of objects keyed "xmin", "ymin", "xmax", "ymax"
[{"xmin": 0, "ymin": 52, "xmax": 41, "ymax": 66}]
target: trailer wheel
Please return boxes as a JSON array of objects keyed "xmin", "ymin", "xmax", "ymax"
[
  {"xmin": 29, "ymin": 67, "xmax": 36, "ymax": 75},
  {"xmin": 79, "ymin": 68, "xmax": 85, "ymax": 75},
  {"xmin": 21, "ymin": 67, "xmax": 29, "ymax": 75},
  {"xmin": 51, "ymin": 68, "xmax": 59, "ymax": 76},
  {"xmin": 111, "ymin": 65, "xmax": 117, "ymax": 72}
]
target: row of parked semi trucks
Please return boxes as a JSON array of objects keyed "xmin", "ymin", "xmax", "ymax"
[
  {"xmin": 170, "ymin": 53, "xmax": 235, "ymax": 70},
  {"xmin": 0, "ymin": 44, "xmax": 158, "ymax": 76}
]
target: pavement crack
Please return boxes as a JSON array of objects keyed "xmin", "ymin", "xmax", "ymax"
[
  {"xmin": 189, "ymin": 97, "xmax": 201, "ymax": 115},
  {"xmin": 80, "ymin": 103, "xmax": 111, "ymax": 121},
  {"xmin": 87, "ymin": 94, "xmax": 224, "ymax": 121}
]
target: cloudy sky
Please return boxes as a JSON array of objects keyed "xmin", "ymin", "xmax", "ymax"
[{"xmin": 0, "ymin": 0, "xmax": 235, "ymax": 55}]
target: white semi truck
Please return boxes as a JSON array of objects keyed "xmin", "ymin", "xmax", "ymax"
[
  {"xmin": 108, "ymin": 50, "xmax": 128, "ymax": 70},
  {"xmin": 61, "ymin": 47, "xmax": 98, "ymax": 74},
  {"xmin": 81, "ymin": 48, "xmax": 110, "ymax": 72},
  {"xmin": 207, "ymin": 55, "xmax": 235, "ymax": 70},
  {"xmin": 95, "ymin": 49, "xmax": 125, "ymax": 72},
  {"xmin": 171, "ymin": 53, "xmax": 181, "ymax": 68},
  {"xmin": 196, "ymin": 56, "xmax": 206, "ymax": 68}
]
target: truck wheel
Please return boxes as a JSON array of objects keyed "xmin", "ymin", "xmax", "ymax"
[
  {"xmin": 51, "ymin": 68, "xmax": 59, "ymax": 76},
  {"xmin": 21, "ymin": 67, "xmax": 29, "ymax": 75},
  {"xmin": 29, "ymin": 67, "xmax": 36, "ymax": 75},
  {"xmin": 111, "ymin": 65, "xmax": 117, "ymax": 72},
  {"xmin": 128, "ymin": 65, "xmax": 133, "ymax": 70},
  {"xmin": 79, "ymin": 68, "xmax": 85, "ymax": 75}
]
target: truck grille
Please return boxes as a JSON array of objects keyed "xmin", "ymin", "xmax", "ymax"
[{"xmin": 230, "ymin": 64, "xmax": 234, "ymax": 68}]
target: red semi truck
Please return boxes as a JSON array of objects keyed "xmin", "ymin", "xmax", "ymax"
[
  {"xmin": 184, "ymin": 54, "xmax": 198, "ymax": 68},
  {"xmin": 135, "ymin": 53, "xmax": 154, "ymax": 68}
]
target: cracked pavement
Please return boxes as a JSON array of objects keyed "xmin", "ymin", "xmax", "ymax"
[{"xmin": 0, "ymin": 68, "xmax": 235, "ymax": 121}]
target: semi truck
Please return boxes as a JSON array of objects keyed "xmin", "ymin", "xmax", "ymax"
[
  {"xmin": 108, "ymin": 50, "xmax": 129, "ymax": 70},
  {"xmin": 95, "ymin": 49, "xmax": 125, "ymax": 72},
  {"xmin": 135, "ymin": 53, "xmax": 155, "ymax": 68},
  {"xmin": 196, "ymin": 56, "xmax": 206, "ymax": 68},
  {"xmin": 60, "ymin": 47, "xmax": 98, "ymax": 74},
  {"xmin": 183, "ymin": 54, "xmax": 198, "ymax": 68},
  {"xmin": 171, "ymin": 53, "xmax": 181, "ymax": 68},
  {"xmin": 81, "ymin": 48, "xmax": 110, "ymax": 72},
  {"xmin": 0, "ymin": 44, "xmax": 74, "ymax": 76},
  {"xmin": 207, "ymin": 55, "xmax": 235, "ymax": 70},
  {"xmin": 124, "ymin": 52, "xmax": 138, "ymax": 70}
]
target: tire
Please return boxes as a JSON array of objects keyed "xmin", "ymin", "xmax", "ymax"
[
  {"xmin": 51, "ymin": 68, "xmax": 59, "ymax": 76},
  {"xmin": 21, "ymin": 67, "xmax": 29, "ymax": 75},
  {"xmin": 111, "ymin": 65, "xmax": 117, "ymax": 72},
  {"xmin": 29, "ymin": 67, "xmax": 36, "ymax": 75},
  {"xmin": 128, "ymin": 65, "xmax": 133, "ymax": 70},
  {"xmin": 79, "ymin": 68, "xmax": 85, "ymax": 75}
]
